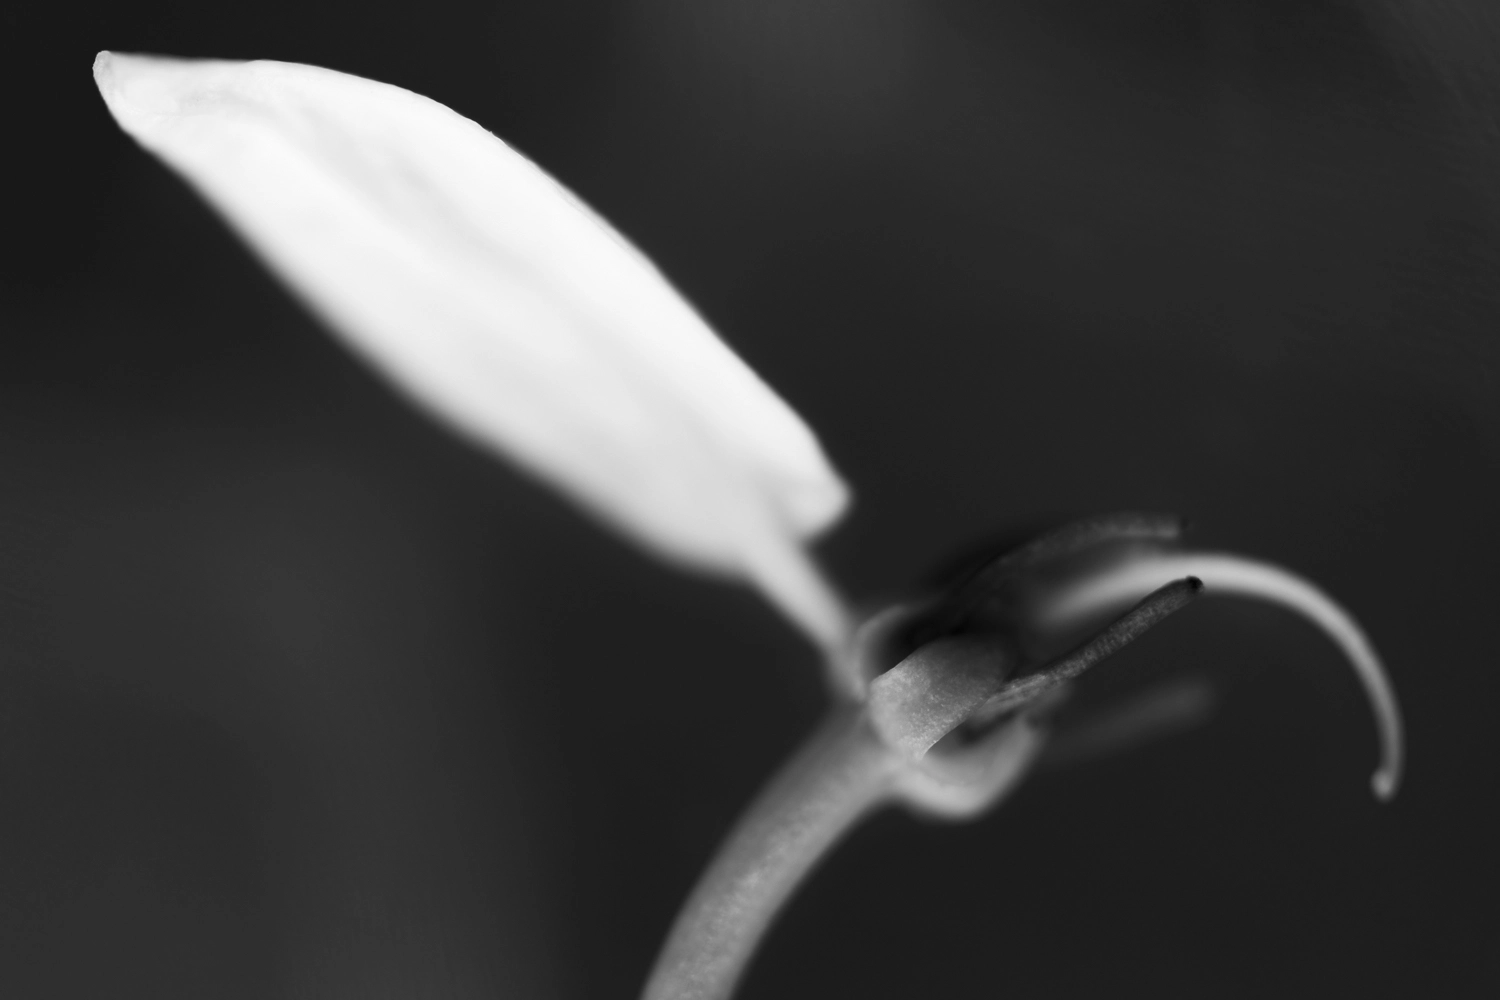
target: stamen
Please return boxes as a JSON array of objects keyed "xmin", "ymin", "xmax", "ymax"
[
  {"xmin": 988, "ymin": 511, "xmax": 1187, "ymax": 574},
  {"xmin": 1038, "ymin": 675, "xmax": 1218, "ymax": 769},
  {"xmin": 1032, "ymin": 551, "xmax": 1405, "ymax": 801},
  {"xmin": 972, "ymin": 577, "xmax": 1203, "ymax": 724},
  {"xmin": 914, "ymin": 512, "xmax": 1185, "ymax": 642}
]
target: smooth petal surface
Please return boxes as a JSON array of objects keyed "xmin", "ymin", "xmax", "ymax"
[{"xmin": 93, "ymin": 52, "xmax": 852, "ymax": 647}]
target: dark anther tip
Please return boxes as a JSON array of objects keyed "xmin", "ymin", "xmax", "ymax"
[{"xmin": 1145, "ymin": 577, "xmax": 1203, "ymax": 617}]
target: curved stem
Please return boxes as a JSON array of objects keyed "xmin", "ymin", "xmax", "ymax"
[{"xmin": 641, "ymin": 708, "xmax": 900, "ymax": 1000}]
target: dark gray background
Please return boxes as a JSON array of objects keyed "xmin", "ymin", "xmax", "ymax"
[{"xmin": 2, "ymin": 1, "xmax": 1497, "ymax": 997}]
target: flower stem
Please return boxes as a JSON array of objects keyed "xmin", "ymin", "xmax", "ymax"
[{"xmin": 641, "ymin": 707, "xmax": 900, "ymax": 1000}]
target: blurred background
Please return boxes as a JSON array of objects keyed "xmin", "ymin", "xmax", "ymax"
[{"xmin": 3, "ymin": 0, "xmax": 1499, "ymax": 996}]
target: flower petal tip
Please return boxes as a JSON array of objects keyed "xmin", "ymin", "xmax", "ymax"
[{"xmin": 93, "ymin": 50, "xmax": 169, "ymax": 116}]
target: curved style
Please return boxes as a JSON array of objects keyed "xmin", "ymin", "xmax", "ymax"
[{"xmin": 1032, "ymin": 550, "xmax": 1404, "ymax": 799}]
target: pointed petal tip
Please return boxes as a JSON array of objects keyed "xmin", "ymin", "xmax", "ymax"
[
  {"xmin": 92, "ymin": 50, "xmax": 164, "ymax": 117},
  {"xmin": 92, "ymin": 51, "xmax": 122, "ymax": 103},
  {"xmin": 93, "ymin": 50, "xmax": 146, "ymax": 97}
]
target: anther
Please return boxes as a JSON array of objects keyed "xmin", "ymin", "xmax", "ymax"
[{"xmin": 912, "ymin": 512, "xmax": 1185, "ymax": 644}]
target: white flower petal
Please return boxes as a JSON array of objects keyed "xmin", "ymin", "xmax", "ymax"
[{"xmin": 93, "ymin": 52, "xmax": 852, "ymax": 648}]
